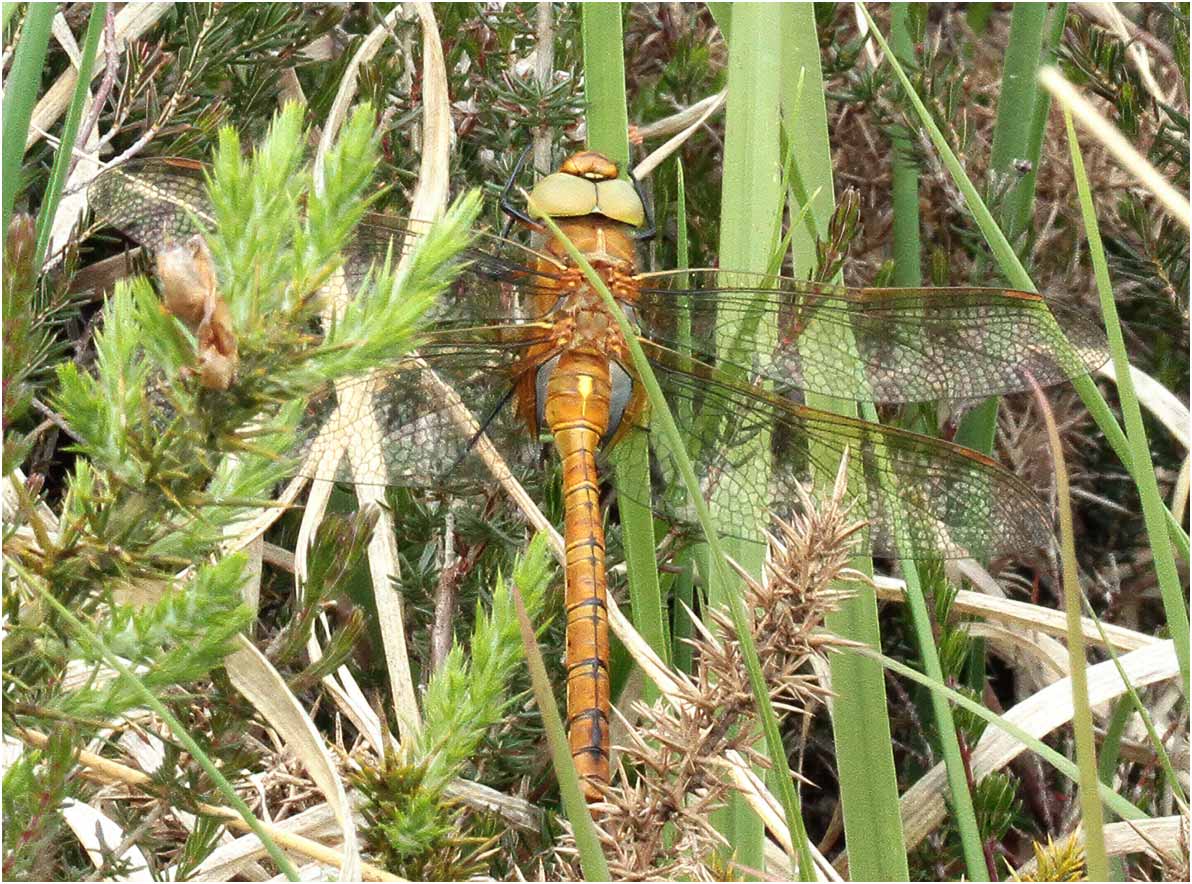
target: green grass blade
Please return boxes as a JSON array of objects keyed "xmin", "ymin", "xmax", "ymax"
[
  {"xmin": 33, "ymin": 3, "xmax": 107, "ymax": 268},
  {"xmin": 989, "ymin": 3, "xmax": 1048, "ymax": 245},
  {"xmin": 1081, "ymin": 594, "xmax": 1188, "ymax": 810},
  {"xmin": 1061, "ymin": 107, "xmax": 1190, "ymax": 694},
  {"xmin": 581, "ymin": 3, "xmax": 668, "ymax": 683},
  {"xmin": 863, "ymin": 645, "xmax": 1150, "ymax": 824},
  {"xmin": 1016, "ymin": 4, "xmax": 1068, "ymax": 241},
  {"xmin": 901, "ymin": 562, "xmax": 990, "ymax": 880},
  {"xmin": 670, "ymin": 158, "xmax": 695, "ymax": 675},
  {"xmin": 781, "ymin": 6, "xmax": 908, "ymax": 879},
  {"xmin": 886, "ymin": 19, "xmax": 986, "ymax": 876},
  {"xmin": 889, "ymin": 3, "xmax": 922, "ymax": 287},
  {"xmin": 714, "ymin": 4, "xmax": 783, "ymax": 870},
  {"xmin": 2, "ymin": 2, "xmax": 55, "ymax": 234},
  {"xmin": 957, "ymin": 1, "xmax": 1052, "ymax": 456},
  {"xmin": 511, "ymin": 578, "xmax": 610, "ymax": 880},
  {"xmin": 581, "ymin": 3, "xmax": 629, "ymax": 168},
  {"xmin": 705, "ymin": 2, "xmax": 730, "ymax": 42}
]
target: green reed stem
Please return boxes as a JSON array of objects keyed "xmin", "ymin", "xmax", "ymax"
[{"xmin": 1063, "ymin": 108, "xmax": 1190, "ymax": 695}]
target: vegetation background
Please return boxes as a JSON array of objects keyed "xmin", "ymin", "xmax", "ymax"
[{"xmin": 3, "ymin": 3, "xmax": 1187, "ymax": 881}]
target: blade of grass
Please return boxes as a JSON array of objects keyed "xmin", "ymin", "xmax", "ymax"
[
  {"xmin": 670, "ymin": 158, "xmax": 695, "ymax": 675},
  {"xmin": 712, "ymin": 5, "xmax": 783, "ymax": 870},
  {"xmin": 1080, "ymin": 594, "xmax": 1188, "ymax": 811},
  {"xmin": 581, "ymin": 3, "xmax": 668, "ymax": 682},
  {"xmin": 889, "ymin": 11, "xmax": 987, "ymax": 878},
  {"xmin": 900, "ymin": 561, "xmax": 991, "ymax": 880},
  {"xmin": 529, "ymin": 207, "xmax": 814, "ymax": 878},
  {"xmin": 957, "ymin": 1, "xmax": 1054, "ymax": 456},
  {"xmin": 889, "ymin": 3, "xmax": 922, "ymax": 287},
  {"xmin": 989, "ymin": 2, "xmax": 1050, "ymax": 248},
  {"xmin": 2, "ymin": 2, "xmax": 55, "ymax": 234},
  {"xmin": 511, "ymin": 578, "xmax": 611, "ymax": 879},
  {"xmin": 1099, "ymin": 697, "xmax": 1131, "ymax": 881},
  {"xmin": 1015, "ymin": 4, "xmax": 1068, "ymax": 243},
  {"xmin": 1041, "ymin": 68, "xmax": 1191, "ymax": 229},
  {"xmin": 781, "ymin": 6, "xmax": 909, "ymax": 880},
  {"xmin": 581, "ymin": 4, "xmax": 629, "ymax": 169},
  {"xmin": 33, "ymin": 2, "xmax": 107, "ymax": 268},
  {"xmin": 1061, "ymin": 107, "xmax": 1189, "ymax": 695},
  {"xmin": 860, "ymin": 645, "xmax": 1151, "ymax": 824},
  {"xmin": 1030, "ymin": 378, "xmax": 1109, "ymax": 880},
  {"xmin": 860, "ymin": 5, "xmax": 1189, "ymax": 693}
]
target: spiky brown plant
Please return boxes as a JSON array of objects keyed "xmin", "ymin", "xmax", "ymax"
[
  {"xmin": 560, "ymin": 460, "xmax": 866, "ymax": 879},
  {"xmin": 1132, "ymin": 816, "xmax": 1191, "ymax": 884}
]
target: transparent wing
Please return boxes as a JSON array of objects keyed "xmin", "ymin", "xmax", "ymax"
[
  {"xmin": 627, "ymin": 345, "xmax": 1054, "ymax": 560},
  {"xmin": 635, "ymin": 269, "xmax": 1108, "ymax": 404},
  {"xmin": 295, "ymin": 347, "xmax": 547, "ymax": 492}
]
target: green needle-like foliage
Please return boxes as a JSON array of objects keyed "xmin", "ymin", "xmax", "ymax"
[
  {"xmin": 57, "ymin": 554, "xmax": 254, "ymax": 722},
  {"xmin": 357, "ymin": 535, "xmax": 552, "ymax": 879},
  {"xmin": 4, "ymin": 100, "xmax": 480, "ymax": 879},
  {"xmin": 29, "ymin": 102, "xmax": 480, "ymax": 593}
]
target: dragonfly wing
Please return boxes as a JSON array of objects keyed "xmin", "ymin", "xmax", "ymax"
[
  {"xmin": 88, "ymin": 161, "xmax": 568, "ymax": 329},
  {"xmin": 635, "ymin": 270, "xmax": 1108, "ymax": 404},
  {"xmin": 631, "ymin": 347, "xmax": 1053, "ymax": 560},
  {"xmin": 297, "ymin": 347, "xmax": 544, "ymax": 493},
  {"xmin": 88, "ymin": 159, "xmax": 214, "ymax": 250},
  {"xmin": 88, "ymin": 160, "xmax": 563, "ymax": 495}
]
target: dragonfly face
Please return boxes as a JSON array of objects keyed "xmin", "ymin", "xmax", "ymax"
[{"xmin": 85, "ymin": 150, "xmax": 1109, "ymax": 802}]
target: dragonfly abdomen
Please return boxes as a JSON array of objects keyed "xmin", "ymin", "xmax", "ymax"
[{"xmin": 542, "ymin": 349, "xmax": 615, "ymax": 801}]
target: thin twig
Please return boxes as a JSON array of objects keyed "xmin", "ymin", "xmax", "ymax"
[
  {"xmin": 533, "ymin": 1, "xmax": 555, "ymax": 176},
  {"xmin": 69, "ymin": 5, "xmax": 119, "ymax": 182},
  {"xmin": 429, "ymin": 506, "xmax": 459, "ymax": 673}
]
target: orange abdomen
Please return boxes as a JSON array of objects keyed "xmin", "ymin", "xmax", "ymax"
[{"xmin": 543, "ymin": 349, "xmax": 613, "ymax": 802}]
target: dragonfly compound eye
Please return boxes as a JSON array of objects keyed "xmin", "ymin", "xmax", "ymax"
[
  {"xmin": 528, "ymin": 172, "xmax": 600, "ymax": 220},
  {"xmin": 528, "ymin": 170, "xmax": 645, "ymax": 228}
]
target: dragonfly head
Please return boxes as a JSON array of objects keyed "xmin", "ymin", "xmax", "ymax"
[
  {"xmin": 527, "ymin": 150, "xmax": 646, "ymax": 229},
  {"xmin": 559, "ymin": 150, "xmax": 621, "ymax": 181}
]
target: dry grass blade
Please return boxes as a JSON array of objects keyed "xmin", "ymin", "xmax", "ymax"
[
  {"xmin": 872, "ymin": 575, "xmax": 1160, "ymax": 653},
  {"xmin": 16, "ymin": 729, "xmax": 402, "ymax": 881},
  {"xmin": 896, "ymin": 640, "xmax": 1182, "ymax": 854},
  {"xmin": 632, "ymin": 90, "xmax": 726, "ymax": 180},
  {"xmin": 297, "ymin": 1, "xmax": 455, "ymax": 746},
  {"xmin": 310, "ymin": 12, "xmax": 422, "ymax": 743},
  {"xmin": 25, "ymin": 2, "xmax": 170, "ymax": 149},
  {"xmin": 223, "ymin": 636, "xmax": 362, "ymax": 883},
  {"xmin": 43, "ymin": 8, "xmax": 104, "ymax": 268},
  {"xmin": 60, "ymin": 799, "xmax": 153, "ymax": 881}
]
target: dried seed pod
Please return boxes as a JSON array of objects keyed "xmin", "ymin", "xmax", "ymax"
[{"xmin": 155, "ymin": 235, "xmax": 238, "ymax": 390}]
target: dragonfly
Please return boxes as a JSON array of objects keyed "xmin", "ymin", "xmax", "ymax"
[{"xmin": 87, "ymin": 149, "xmax": 1107, "ymax": 801}]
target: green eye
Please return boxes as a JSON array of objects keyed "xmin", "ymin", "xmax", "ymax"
[
  {"xmin": 595, "ymin": 178, "xmax": 646, "ymax": 227},
  {"xmin": 527, "ymin": 172, "xmax": 599, "ymax": 219}
]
